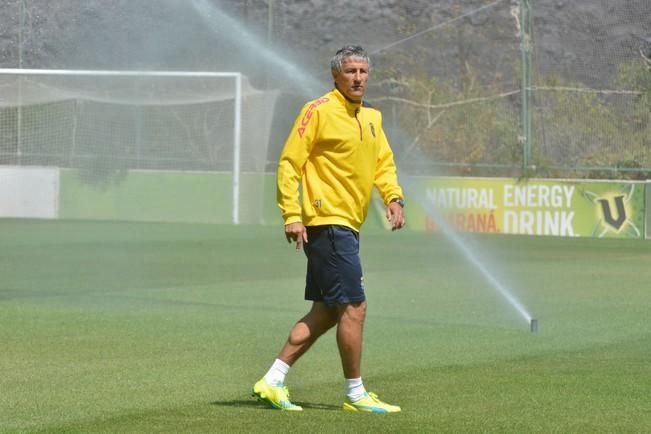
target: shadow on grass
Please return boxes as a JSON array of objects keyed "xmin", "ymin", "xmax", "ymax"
[{"xmin": 211, "ymin": 399, "xmax": 340, "ymax": 411}]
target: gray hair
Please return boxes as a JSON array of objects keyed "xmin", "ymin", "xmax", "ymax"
[{"xmin": 330, "ymin": 45, "xmax": 371, "ymax": 74}]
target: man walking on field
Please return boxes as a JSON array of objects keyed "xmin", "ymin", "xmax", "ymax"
[{"xmin": 252, "ymin": 45, "xmax": 405, "ymax": 413}]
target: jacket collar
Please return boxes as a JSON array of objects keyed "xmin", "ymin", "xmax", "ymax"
[{"xmin": 331, "ymin": 87, "xmax": 362, "ymax": 115}]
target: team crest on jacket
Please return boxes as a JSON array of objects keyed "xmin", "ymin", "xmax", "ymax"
[{"xmin": 369, "ymin": 122, "xmax": 376, "ymax": 138}]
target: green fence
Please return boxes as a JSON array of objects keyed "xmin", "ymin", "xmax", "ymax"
[
  {"xmin": 57, "ymin": 168, "xmax": 648, "ymax": 239},
  {"xmin": 60, "ymin": 169, "xmax": 282, "ymax": 225}
]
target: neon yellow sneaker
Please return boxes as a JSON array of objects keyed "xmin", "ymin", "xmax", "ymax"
[
  {"xmin": 252, "ymin": 378, "xmax": 303, "ymax": 411},
  {"xmin": 343, "ymin": 392, "xmax": 401, "ymax": 413}
]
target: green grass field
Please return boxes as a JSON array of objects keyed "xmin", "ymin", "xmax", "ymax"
[{"xmin": 1, "ymin": 219, "xmax": 650, "ymax": 433}]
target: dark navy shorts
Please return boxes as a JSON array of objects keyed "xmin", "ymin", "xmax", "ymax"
[{"xmin": 304, "ymin": 225, "xmax": 366, "ymax": 306}]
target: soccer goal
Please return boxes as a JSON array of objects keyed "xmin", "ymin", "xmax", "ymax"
[{"xmin": 0, "ymin": 68, "xmax": 279, "ymax": 224}]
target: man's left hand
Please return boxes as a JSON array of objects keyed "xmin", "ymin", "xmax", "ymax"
[{"xmin": 386, "ymin": 202, "xmax": 405, "ymax": 231}]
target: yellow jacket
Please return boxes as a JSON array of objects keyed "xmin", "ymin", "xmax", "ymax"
[{"xmin": 277, "ymin": 88, "xmax": 403, "ymax": 231}]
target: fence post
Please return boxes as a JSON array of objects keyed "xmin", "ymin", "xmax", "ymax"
[{"xmin": 520, "ymin": 0, "xmax": 533, "ymax": 177}]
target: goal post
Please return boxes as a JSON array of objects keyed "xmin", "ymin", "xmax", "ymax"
[{"xmin": 0, "ymin": 68, "xmax": 278, "ymax": 224}]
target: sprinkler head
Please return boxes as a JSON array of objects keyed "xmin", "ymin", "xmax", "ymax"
[{"xmin": 530, "ymin": 318, "xmax": 538, "ymax": 333}]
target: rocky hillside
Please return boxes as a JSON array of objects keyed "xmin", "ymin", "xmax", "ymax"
[
  {"xmin": 1, "ymin": 0, "xmax": 649, "ymax": 90},
  {"xmin": 233, "ymin": 0, "xmax": 651, "ymax": 88}
]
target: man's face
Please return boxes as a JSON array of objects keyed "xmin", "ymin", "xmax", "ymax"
[{"xmin": 333, "ymin": 57, "xmax": 369, "ymax": 102}]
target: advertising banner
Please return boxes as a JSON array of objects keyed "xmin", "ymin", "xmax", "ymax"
[{"xmin": 406, "ymin": 177, "xmax": 646, "ymax": 239}]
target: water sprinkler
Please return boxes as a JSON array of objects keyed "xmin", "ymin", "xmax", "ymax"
[{"xmin": 530, "ymin": 318, "xmax": 538, "ymax": 333}]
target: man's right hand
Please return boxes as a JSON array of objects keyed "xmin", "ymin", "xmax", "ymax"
[{"xmin": 285, "ymin": 222, "xmax": 308, "ymax": 250}]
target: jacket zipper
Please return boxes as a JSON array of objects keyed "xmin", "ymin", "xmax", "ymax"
[{"xmin": 355, "ymin": 109, "xmax": 363, "ymax": 141}]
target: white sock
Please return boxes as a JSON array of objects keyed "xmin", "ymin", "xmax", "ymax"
[
  {"xmin": 263, "ymin": 358, "xmax": 290, "ymax": 386},
  {"xmin": 345, "ymin": 377, "xmax": 367, "ymax": 402}
]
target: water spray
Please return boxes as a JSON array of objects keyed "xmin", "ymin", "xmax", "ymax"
[
  {"xmin": 191, "ymin": 0, "xmax": 325, "ymax": 97},
  {"xmin": 403, "ymin": 179, "xmax": 535, "ymax": 332},
  {"xmin": 190, "ymin": 0, "xmax": 535, "ymax": 332}
]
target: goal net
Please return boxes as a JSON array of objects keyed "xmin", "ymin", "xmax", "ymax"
[{"xmin": 0, "ymin": 69, "xmax": 279, "ymax": 224}]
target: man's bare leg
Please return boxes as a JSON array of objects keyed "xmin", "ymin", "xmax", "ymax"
[
  {"xmin": 336, "ymin": 301, "xmax": 367, "ymax": 378},
  {"xmin": 254, "ymin": 303, "xmax": 336, "ymax": 411},
  {"xmin": 277, "ymin": 301, "xmax": 338, "ymax": 366}
]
